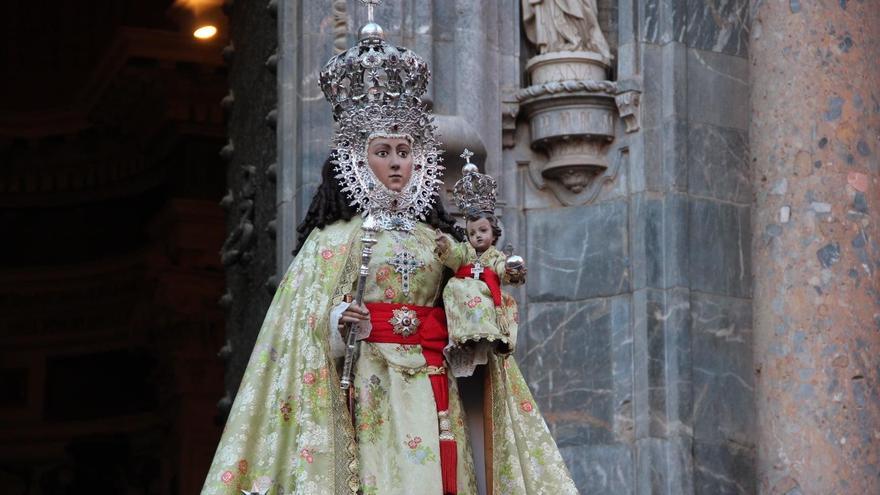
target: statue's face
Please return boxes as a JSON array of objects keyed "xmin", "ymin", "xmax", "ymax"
[
  {"xmin": 466, "ymin": 217, "xmax": 496, "ymax": 252},
  {"xmin": 367, "ymin": 136, "xmax": 414, "ymax": 192}
]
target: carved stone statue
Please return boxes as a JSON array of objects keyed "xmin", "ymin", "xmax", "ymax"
[{"xmin": 522, "ymin": 0, "xmax": 611, "ymax": 60}]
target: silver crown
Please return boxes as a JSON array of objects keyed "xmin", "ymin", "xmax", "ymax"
[
  {"xmin": 318, "ymin": 0, "xmax": 443, "ymax": 231},
  {"xmin": 452, "ymin": 149, "xmax": 497, "ymax": 214},
  {"xmin": 319, "ymin": 31, "xmax": 430, "ymax": 120},
  {"xmin": 319, "ymin": 0, "xmax": 430, "ymax": 120}
]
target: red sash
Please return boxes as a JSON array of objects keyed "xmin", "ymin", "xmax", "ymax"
[
  {"xmin": 363, "ymin": 303, "xmax": 457, "ymax": 495},
  {"xmin": 455, "ymin": 264, "xmax": 503, "ymax": 307}
]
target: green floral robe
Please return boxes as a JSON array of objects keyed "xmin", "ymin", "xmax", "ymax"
[
  {"xmin": 201, "ymin": 217, "xmax": 578, "ymax": 495},
  {"xmin": 440, "ymin": 243, "xmax": 519, "ymax": 354}
]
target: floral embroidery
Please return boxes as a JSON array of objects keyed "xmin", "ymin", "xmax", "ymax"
[
  {"xmin": 520, "ymin": 400, "xmax": 534, "ymax": 413},
  {"xmin": 237, "ymin": 459, "xmax": 249, "ymax": 475},
  {"xmin": 307, "ymin": 314, "xmax": 317, "ymax": 328},
  {"xmin": 466, "ymin": 296, "xmax": 482, "ymax": 308},
  {"xmin": 303, "ymin": 372, "xmax": 316, "ymax": 385},
  {"xmin": 279, "ymin": 397, "xmax": 293, "ymax": 421},
  {"xmin": 300, "ymin": 448, "xmax": 314, "ymax": 464},
  {"xmin": 321, "ymin": 249, "xmax": 334, "ymax": 260},
  {"xmin": 376, "ymin": 266, "xmax": 391, "ymax": 283},
  {"xmin": 356, "ymin": 375, "xmax": 388, "ymax": 443},
  {"xmin": 403, "ymin": 434, "xmax": 436, "ymax": 464},
  {"xmin": 220, "ymin": 470, "xmax": 234, "ymax": 485},
  {"xmin": 405, "ymin": 435, "xmax": 422, "ymax": 449},
  {"xmin": 384, "ymin": 287, "xmax": 396, "ymax": 299}
]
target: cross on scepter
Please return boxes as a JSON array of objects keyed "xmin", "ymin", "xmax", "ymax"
[
  {"xmin": 460, "ymin": 148, "xmax": 474, "ymax": 164},
  {"xmin": 360, "ymin": 0, "xmax": 380, "ymax": 22}
]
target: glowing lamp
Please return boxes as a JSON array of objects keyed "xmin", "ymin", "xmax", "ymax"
[{"xmin": 193, "ymin": 25, "xmax": 218, "ymax": 40}]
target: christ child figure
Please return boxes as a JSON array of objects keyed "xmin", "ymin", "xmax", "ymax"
[{"xmin": 435, "ymin": 150, "xmax": 527, "ymax": 377}]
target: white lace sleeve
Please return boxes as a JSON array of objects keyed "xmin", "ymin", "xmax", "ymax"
[
  {"xmin": 328, "ymin": 301, "xmax": 374, "ymax": 359},
  {"xmin": 329, "ymin": 302, "xmax": 350, "ymax": 358}
]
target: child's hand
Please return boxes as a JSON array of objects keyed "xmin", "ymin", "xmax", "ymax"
[{"xmin": 435, "ymin": 229, "xmax": 451, "ymax": 255}]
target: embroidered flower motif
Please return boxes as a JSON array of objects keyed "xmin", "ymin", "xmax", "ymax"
[
  {"xmin": 321, "ymin": 249, "xmax": 334, "ymax": 260},
  {"xmin": 221, "ymin": 470, "xmax": 235, "ymax": 485},
  {"xmin": 319, "ymin": 367, "xmax": 329, "ymax": 379},
  {"xmin": 466, "ymin": 296, "xmax": 481, "ymax": 308},
  {"xmin": 406, "ymin": 435, "xmax": 423, "ymax": 449},
  {"xmin": 237, "ymin": 459, "xmax": 249, "ymax": 475},
  {"xmin": 357, "ymin": 375, "xmax": 387, "ymax": 443},
  {"xmin": 280, "ymin": 398, "xmax": 293, "ymax": 421},
  {"xmin": 307, "ymin": 314, "xmax": 317, "ymax": 328},
  {"xmin": 303, "ymin": 372, "xmax": 316, "ymax": 385},
  {"xmin": 339, "ymin": 245, "xmax": 348, "ymax": 254},
  {"xmin": 520, "ymin": 401, "xmax": 534, "ymax": 413},
  {"xmin": 384, "ymin": 287, "xmax": 396, "ymax": 299},
  {"xmin": 402, "ymin": 434, "xmax": 436, "ymax": 464},
  {"xmin": 300, "ymin": 448, "xmax": 314, "ymax": 464},
  {"xmin": 376, "ymin": 266, "xmax": 391, "ymax": 283}
]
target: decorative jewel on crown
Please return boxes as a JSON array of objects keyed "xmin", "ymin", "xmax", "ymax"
[{"xmin": 453, "ymin": 149, "xmax": 498, "ymax": 214}]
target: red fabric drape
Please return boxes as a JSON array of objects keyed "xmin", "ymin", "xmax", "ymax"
[{"xmin": 363, "ymin": 303, "xmax": 457, "ymax": 494}]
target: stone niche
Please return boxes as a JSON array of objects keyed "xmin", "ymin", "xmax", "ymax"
[{"xmin": 517, "ymin": 40, "xmax": 639, "ymax": 206}]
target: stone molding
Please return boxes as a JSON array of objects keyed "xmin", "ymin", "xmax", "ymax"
[{"xmin": 515, "ymin": 79, "xmax": 618, "ymax": 101}]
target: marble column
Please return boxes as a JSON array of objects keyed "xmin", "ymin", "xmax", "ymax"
[{"xmin": 751, "ymin": 1, "xmax": 880, "ymax": 493}]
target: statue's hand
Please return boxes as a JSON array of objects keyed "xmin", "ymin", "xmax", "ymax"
[
  {"xmin": 338, "ymin": 302, "xmax": 370, "ymax": 334},
  {"xmin": 435, "ymin": 229, "xmax": 451, "ymax": 256}
]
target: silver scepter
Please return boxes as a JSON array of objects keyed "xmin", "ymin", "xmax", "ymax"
[{"xmin": 340, "ymin": 214, "xmax": 380, "ymax": 391}]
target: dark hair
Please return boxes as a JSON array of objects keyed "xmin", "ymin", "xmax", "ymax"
[
  {"xmin": 464, "ymin": 210, "xmax": 502, "ymax": 246},
  {"xmin": 293, "ymin": 153, "xmax": 464, "ymax": 255}
]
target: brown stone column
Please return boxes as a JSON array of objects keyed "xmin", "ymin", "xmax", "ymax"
[{"xmin": 751, "ymin": 1, "xmax": 880, "ymax": 493}]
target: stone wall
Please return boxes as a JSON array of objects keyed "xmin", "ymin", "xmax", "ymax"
[{"xmin": 504, "ymin": 0, "xmax": 755, "ymax": 493}]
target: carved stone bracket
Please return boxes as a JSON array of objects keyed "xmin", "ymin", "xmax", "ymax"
[
  {"xmin": 501, "ymin": 95, "xmax": 519, "ymax": 149},
  {"xmin": 526, "ymin": 146, "xmax": 627, "ymax": 207},
  {"xmin": 512, "ymin": 50, "xmax": 643, "ymax": 205},
  {"xmin": 614, "ymin": 88, "xmax": 641, "ymax": 133}
]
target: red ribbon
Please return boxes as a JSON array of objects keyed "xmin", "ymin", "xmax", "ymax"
[
  {"xmin": 455, "ymin": 264, "xmax": 503, "ymax": 307},
  {"xmin": 363, "ymin": 303, "xmax": 457, "ymax": 494}
]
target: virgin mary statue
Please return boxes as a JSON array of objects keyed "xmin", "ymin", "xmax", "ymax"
[{"xmin": 200, "ymin": 3, "xmax": 578, "ymax": 494}]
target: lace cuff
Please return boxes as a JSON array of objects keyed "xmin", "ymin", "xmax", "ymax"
[{"xmin": 329, "ymin": 301, "xmax": 373, "ymax": 359}]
